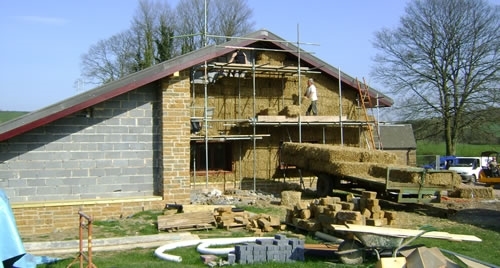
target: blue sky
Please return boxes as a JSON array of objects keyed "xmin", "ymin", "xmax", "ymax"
[{"xmin": 0, "ymin": 0, "xmax": 497, "ymax": 112}]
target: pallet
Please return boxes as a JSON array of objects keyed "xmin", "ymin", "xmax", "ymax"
[{"xmin": 157, "ymin": 211, "xmax": 216, "ymax": 232}]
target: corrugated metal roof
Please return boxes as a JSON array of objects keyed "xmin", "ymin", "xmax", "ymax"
[{"xmin": 0, "ymin": 29, "xmax": 393, "ymax": 142}]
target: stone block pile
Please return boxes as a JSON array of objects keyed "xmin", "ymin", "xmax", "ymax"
[
  {"xmin": 285, "ymin": 191, "xmax": 399, "ymax": 232},
  {"xmin": 227, "ymin": 234, "xmax": 305, "ymax": 264},
  {"xmin": 214, "ymin": 207, "xmax": 284, "ymax": 233}
]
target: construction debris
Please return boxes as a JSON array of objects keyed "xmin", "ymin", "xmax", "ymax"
[{"xmin": 214, "ymin": 207, "xmax": 284, "ymax": 233}]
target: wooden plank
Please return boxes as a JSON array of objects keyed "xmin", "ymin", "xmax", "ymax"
[
  {"xmin": 257, "ymin": 115, "xmax": 286, "ymax": 121},
  {"xmin": 158, "ymin": 211, "xmax": 216, "ymax": 231},
  {"xmin": 182, "ymin": 204, "xmax": 234, "ymax": 213},
  {"xmin": 331, "ymin": 224, "xmax": 481, "ymax": 242},
  {"xmin": 257, "ymin": 115, "xmax": 347, "ymax": 123}
]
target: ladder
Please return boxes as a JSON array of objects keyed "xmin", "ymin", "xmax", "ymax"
[{"xmin": 356, "ymin": 78, "xmax": 378, "ymax": 150}]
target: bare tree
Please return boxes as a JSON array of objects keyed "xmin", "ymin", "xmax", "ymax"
[
  {"xmin": 175, "ymin": 0, "xmax": 254, "ymax": 53},
  {"xmin": 175, "ymin": 0, "xmax": 208, "ymax": 53},
  {"xmin": 372, "ymin": 0, "xmax": 500, "ymax": 155},
  {"xmin": 130, "ymin": 0, "xmax": 176, "ymax": 70},
  {"xmin": 211, "ymin": 0, "xmax": 254, "ymax": 43},
  {"xmin": 80, "ymin": 0, "xmax": 254, "ymax": 85},
  {"xmin": 81, "ymin": 30, "xmax": 136, "ymax": 85}
]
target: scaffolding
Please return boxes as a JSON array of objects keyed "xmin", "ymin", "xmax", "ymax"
[
  {"xmin": 189, "ymin": 52, "xmax": 379, "ymax": 192},
  {"xmin": 187, "ymin": 18, "xmax": 378, "ymax": 191}
]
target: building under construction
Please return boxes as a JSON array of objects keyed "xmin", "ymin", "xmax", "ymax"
[{"xmin": 0, "ymin": 29, "xmax": 408, "ymax": 235}]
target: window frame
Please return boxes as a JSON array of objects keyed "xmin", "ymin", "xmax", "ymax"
[{"xmin": 190, "ymin": 140, "xmax": 233, "ymax": 173}]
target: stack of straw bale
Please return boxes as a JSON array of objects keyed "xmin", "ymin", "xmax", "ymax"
[{"xmin": 281, "ymin": 142, "xmax": 461, "ymax": 187}]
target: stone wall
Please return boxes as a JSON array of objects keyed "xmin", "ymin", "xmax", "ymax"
[
  {"xmin": 161, "ymin": 73, "xmax": 192, "ymax": 203},
  {"xmin": 12, "ymin": 197, "xmax": 164, "ymax": 236}
]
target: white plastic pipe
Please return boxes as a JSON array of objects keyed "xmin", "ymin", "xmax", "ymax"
[
  {"xmin": 154, "ymin": 239, "xmax": 202, "ymax": 262},
  {"xmin": 197, "ymin": 237, "xmax": 274, "ymax": 255},
  {"xmin": 315, "ymin": 231, "xmax": 344, "ymax": 244},
  {"xmin": 154, "ymin": 236, "xmax": 275, "ymax": 262}
]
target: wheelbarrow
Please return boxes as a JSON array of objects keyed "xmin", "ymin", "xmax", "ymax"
[{"xmin": 331, "ymin": 224, "xmax": 432, "ymax": 265}]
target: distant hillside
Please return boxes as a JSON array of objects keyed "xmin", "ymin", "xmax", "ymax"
[{"xmin": 0, "ymin": 111, "xmax": 29, "ymax": 124}]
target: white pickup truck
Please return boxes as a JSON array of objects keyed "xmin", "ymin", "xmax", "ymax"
[{"xmin": 448, "ymin": 157, "xmax": 482, "ymax": 183}]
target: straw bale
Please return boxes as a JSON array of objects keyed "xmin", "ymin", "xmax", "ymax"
[
  {"xmin": 281, "ymin": 142, "xmax": 398, "ymax": 164},
  {"xmin": 256, "ymin": 51, "xmax": 285, "ymax": 65},
  {"xmin": 300, "ymin": 209, "xmax": 312, "ymax": 219},
  {"xmin": 362, "ymin": 191, "xmax": 378, "ymax": 199},
  {"xmin": 340, "ymin": 202, "xmax": 355, "ymax": 211},
  {"xmin": 316, "ymin": 214, "xmax": 336, "ymax": 226},
  {"xmin": 379, "ymin": 167, "xmax": 422, "ymax": 184},
  {"xmin": 279, "ymin": 105, "xmax": 301, "ymax": 117},
  {"xmin": 366, "ymin": 218, "xmax": 384, "ymax": 226},
  {"xmin": 361, "ymin": 208, "xmax": 372, "ymax": 218},
  {"xmin": 258, "ymin": 107, "xmax": 278, "ymax": 116},
  {"xmin": 281, "ymin": 191, "xmax": 301, "ymax": 207},
  {"xmin": 365, "ymin": 198, "xmax": 379, "ymax": 207},
  {"xmin": 425, "ymin": 172, "xmax": 461, "ymax": 187},
  {"xmin": 319, "ymin": 197, "xmax": 337, "ymax": 205},
  {"xmin": 450, "ymin": 185, "xmax": 494, "ymax": 199},
  {"xmin": 328, "ymin": 203, "xmax": 343, "ymax": 212},
  {"xmin": 384, "ymin": 211, "xmax": 398, "ymax": 220},
  {"xmin": 336, "ymin": 211, "xmax": 362, "ymax": 221}
]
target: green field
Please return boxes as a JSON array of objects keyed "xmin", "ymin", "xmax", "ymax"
[
  {"xmin": 0, "ymin": 111, "xmax": 28, "ymax": 124},
  {"xmin": 417, "ymin": 141, "xmax": 500, "ymax": 156}
]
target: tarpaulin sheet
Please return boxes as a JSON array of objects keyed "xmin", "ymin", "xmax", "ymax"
[{"xmin": 0, "ymin": 189, "xmax": 59, "ymax": 268}]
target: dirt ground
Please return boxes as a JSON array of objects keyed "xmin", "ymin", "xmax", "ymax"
[
  {"xmin": 374, "ymin": 185, "xmax": 500, "ymax": 232},
  {"xmin": 21, "ymin": 185, "xmax": 500, "ymax": 243}
]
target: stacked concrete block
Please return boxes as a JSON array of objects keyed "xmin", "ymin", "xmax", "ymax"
[
  {"xmin": 285, "ymin": 191, "xmax": 400, "ymax": 233},
  {"xmin": 230, "ymin": 234, "xmax": 305, "ymax": 265}
]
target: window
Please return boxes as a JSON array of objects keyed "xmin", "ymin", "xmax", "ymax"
[{"xmin": 190, "ymin": 141, "xmax": 232, "ymax": 172}]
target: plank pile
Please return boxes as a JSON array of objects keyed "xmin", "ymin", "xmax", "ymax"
[
  {"xmin": 285, "ymin": 191, "xmax": 399, "ymax": 232},
  {"xmin": 157, "ymin": 211, "xmax": 216, "ymax": 232}
]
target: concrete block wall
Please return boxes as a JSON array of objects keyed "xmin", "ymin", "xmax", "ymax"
[{"xmin": 0, "ymin": 86, "xmax": 161, "ymax": 203}]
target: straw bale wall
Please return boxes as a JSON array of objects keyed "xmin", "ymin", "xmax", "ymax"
[
  {"xmin": 256, "ymin": 51, "xmax": 286, "ymax": 66},
  {"xmin": 192, "ymin": 51, "xmax": 363, "ymax": 123},
  {"xmin": 189, "ymin": 50, "xmax": 381, "ymax": 192}
]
